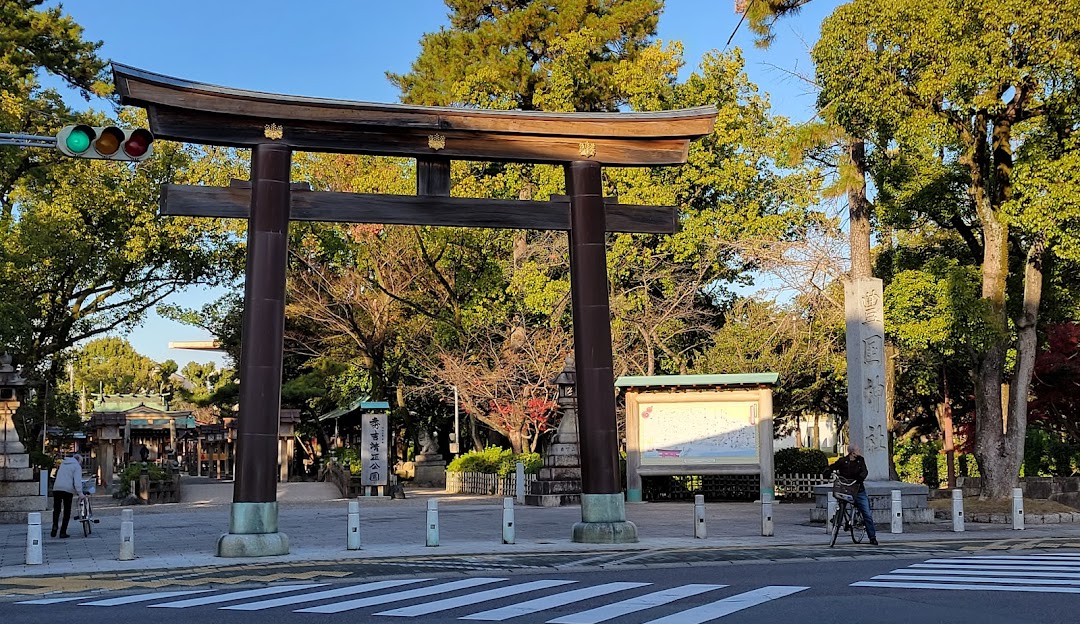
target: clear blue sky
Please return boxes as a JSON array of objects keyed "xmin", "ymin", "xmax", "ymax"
[{"xmin": 49, "ymin": 0, "xmax": 844, "ymax": 369}]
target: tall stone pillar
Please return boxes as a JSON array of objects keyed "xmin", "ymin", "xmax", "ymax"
[
  {"xmin": 811, "ymin": 277, "xmax": 931, "ymax": 524},
  {"xmin": 844, "ymin": 278, "xmax": 889, "ymax": 480}
]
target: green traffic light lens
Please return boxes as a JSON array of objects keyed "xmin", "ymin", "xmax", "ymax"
[{"xmin": 66, "ymin": 129, "xmax": 91, "ymax": 153}]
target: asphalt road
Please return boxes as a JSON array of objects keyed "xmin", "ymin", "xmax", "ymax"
[{"xmin": 4, "ymin": 549, "xmax": 1078, "ymax": 624}]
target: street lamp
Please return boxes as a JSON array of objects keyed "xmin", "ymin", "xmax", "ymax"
[{"xmin": 449, "ymin": 385, "xmax": 460, "ymax": 455}]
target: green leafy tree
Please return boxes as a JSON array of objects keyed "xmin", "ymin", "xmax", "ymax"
[
  {"xmin": 71, "ymin": 337, "xmax": 156, "ymax": 394},
  {"xmin": 814, "ymin": 0, "xmax": 1080, "ymax": 497}
]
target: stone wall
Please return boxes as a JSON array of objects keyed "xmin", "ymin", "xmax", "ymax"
[{"xmin": 957, "ymin": 476, "xmax": 1080, "ymax": 509}]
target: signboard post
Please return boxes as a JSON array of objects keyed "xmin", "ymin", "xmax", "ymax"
[{"xmin": 360, "ymin": 413, "xmax": 389, "ymax": 494}]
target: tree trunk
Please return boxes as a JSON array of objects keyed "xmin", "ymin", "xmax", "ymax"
[
  {"xmin": 847, "ymin": 139, "xmax": 873, "ymax": 280},
  {"xmin": 468, "ymin": 413, "xmax": 483, "ymax": 452}
]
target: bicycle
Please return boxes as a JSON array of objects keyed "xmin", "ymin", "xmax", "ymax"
[
  {"xmin": 829, "ymin": 475, "xmax": 867, "ymax": 547},
  {"xmin": 73, "ymin": 478, "xmax": 100, "ymax": 537}
]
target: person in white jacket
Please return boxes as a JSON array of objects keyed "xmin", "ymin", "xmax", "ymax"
[{"xmin": 51, "ymin": 454, "xmax": 85, "ymax": 538}]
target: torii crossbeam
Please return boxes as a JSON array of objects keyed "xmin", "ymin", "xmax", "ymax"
[{"xmin": 113, "ymin": 64, "xmax": 716, "ymax": 554}]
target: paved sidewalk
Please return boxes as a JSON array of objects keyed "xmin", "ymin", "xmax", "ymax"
[{"xmin": 3, "ymin": 479, "xmax": 1080, "ymax": 579}]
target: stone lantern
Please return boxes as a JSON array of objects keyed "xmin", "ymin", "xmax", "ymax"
[
  {"xmin": 525, "ymin": 356, "xmax": 583, "ymax": 507},
  {"xmin": 0, "ymin": 353, "xmax": 46, "ymax": 523}
]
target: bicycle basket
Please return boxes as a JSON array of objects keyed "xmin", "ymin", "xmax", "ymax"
[{"xmin": 832, "ymin": 477, "xmax": 860, "ymax": 501}]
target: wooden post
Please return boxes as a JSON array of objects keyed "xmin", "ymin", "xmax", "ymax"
[
  {"xmin": 233, "ymin": 143, "xmax": 292, "ymax": 504},
  {"xmin": 565, "ymin": 161, "xmax": 619, "ymax": 496}
]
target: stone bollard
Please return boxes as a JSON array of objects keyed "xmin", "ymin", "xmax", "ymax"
[
  {"xmin": 515, "ymin": 462, "xmax": 525, "ymax": 505},
  {"xmin": 694, "ymin": 494, "xmax": 707, "ymax": 539},
  {"xmin": 826, "ymin": 497, "xmax": 837, "ymax": 534},
  {"xmin": 26, "ymin": 512, "xmax": 42, "ymax": 565},
  {"xmin": 426, "ymin": 499, "xmax": 439, "ymax": 547},
  {"xmin": 761, "ymin": 494, "xmax": 774, "ymax": 537},
  {"xmin": 890, "ymin": 489, "xmax": 903, "ymax": 534},
  {"xmin": 502, "ymin": 498, "xmax": 515, "ymax": 544},
  {"xmin": 1013, "ymin": 487, "xmax": 1024, "ymax": 530},
  {"xmin": 119, "ymin": 509, "xmax": 135, "ymax": 560},
  {"xmin": 952, "ymin": 489, "xmax": 964, "ymax": 532},
  {"xmin": 347, "ymin": 500, "xmax": 361, "ymax": 550}
]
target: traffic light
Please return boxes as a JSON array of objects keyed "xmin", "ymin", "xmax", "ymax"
[{"xmin": 56, "ymin": 125, "xmax": 155, "ymax": 161}]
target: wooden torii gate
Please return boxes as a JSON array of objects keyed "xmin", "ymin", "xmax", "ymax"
[{"xmin": 113, "ymin": 64, "xmax": 716, "ymax": 555}]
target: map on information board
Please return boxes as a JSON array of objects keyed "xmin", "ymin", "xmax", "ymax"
[{"xmin": 638, "ymin": 400, "xmax": 758, "ymax": 464}]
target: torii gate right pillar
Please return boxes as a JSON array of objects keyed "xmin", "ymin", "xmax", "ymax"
[{"xmin": 566, "ymin": 161, "xmax": 637, "ymax": 544}]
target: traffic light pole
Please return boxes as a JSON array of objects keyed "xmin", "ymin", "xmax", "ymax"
[{"xmin": 0, "ymin": 133, "xmax": 57, "ymax": 148}]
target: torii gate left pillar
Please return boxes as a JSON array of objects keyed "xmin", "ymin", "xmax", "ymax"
[{"xmin": 217, "ymin": 143, "xmax": 292, "ymax": 557}]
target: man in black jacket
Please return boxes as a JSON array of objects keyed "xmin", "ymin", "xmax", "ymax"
[{"xmin": 826, "ymin": 444, "xmax": 879, "ymax": 545}]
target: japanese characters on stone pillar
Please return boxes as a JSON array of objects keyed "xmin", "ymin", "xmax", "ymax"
[
  {"xmin": 360, "ymin": 413, "xmax": 389, "ymax": 487},
  {"xmin": 845, "ymin": 278, "xmax": 889, "ymax": 480}
]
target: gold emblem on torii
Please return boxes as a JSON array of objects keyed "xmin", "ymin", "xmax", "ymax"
[
  {"xmin": 578, "ymin": 141, "xmax": 597, "ymax": 158},
  {"xmin": 428, "ymin": 133, "xmax": 446, "ymax": 150},
  {"xmin": 264, "ymin": 123, "xmax": 284, "ymax": 140}
]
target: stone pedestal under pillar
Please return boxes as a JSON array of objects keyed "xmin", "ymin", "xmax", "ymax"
[
  {"xmin": 572, "ymin": 493, "xmax": 638, "ymax": 543},
  {"xmin": 811, "ymin": 480, "xmax": 932, "ymax": 524},
  {"xmin": 216, "ymin": 502, "xmax": 290, "ymax": 557}
]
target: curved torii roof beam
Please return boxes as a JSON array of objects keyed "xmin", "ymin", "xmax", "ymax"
[{"xmin": 112, "ymin": 64, "xmax": 717, "ymax": 166}]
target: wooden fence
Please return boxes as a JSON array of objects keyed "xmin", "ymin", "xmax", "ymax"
[{"xmin": 445, "ymin": 471, "xmax": 537, "ymax": 496}]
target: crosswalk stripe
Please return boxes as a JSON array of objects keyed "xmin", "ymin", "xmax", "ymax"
[
  {"xmin": 296, "ymin": 578, "xmax": 506, "ymax": 614},
  {"xmin": 954, "ymin": 552, "xmax": 1080, "ymax": 557},
  {"xmin": 222, "ymin": 579, "xmax": 428, "ymax": 611},
  {"xmin": 547, "ymin": 584, "xmax": 728, "ymax": 624},
  {"xmin": 891, "ymin": 567, "xmax": 1080, "ymax": 579},
  {"xmin": 924, "ymin": 558, "xmax": 1080, "ymax": 567},
  {"xmin": 376, "ymin": 580, "xmax": 577, "ymax": 617},
  {"xmin": 16, "ymin": 596, "xmax": 92, "ymax": 605},
  {"xmin": 851, "ymin": 581, "xmax": 1080, "ymax": 594},
  {"xmin": 461, "ymin": 582, "xmax": 650, "ymax": 621},
  {"xmin": 641, "ymin": 586, "xmax": 809, "ymax": 624},
  {"xmin": 148, "ymin": 584, "xmax": 326, "ymax": 608},
  {"xmin": 877, "ymin": 575, "xmax": 1080, "ymax": 586},
  {"xmin": 912, "ymin": 563, "xmax": 1080, "ymax": 573},
  {"xmin": 79, "ymin": 590, "xmax": 210, "ymax": 606}
]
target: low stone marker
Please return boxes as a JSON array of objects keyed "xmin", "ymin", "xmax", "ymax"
[
  {"xmin": 26, "ymin": 512, "xmax": 42, "ymax": 565},
  {"xmin": 119, "ymin": 508, "xmax": 135, "ymax": 560},
  {"xmin": 952, "ymin": 489, "xmax": 964, "ymax": 532},
  {"xmin": 502, "ymin": 498, "xmax": 515, "ymax": 544},
  {"xmin": 347, "ymin": 500, "xmax": 361, "ymax": 550},
  {"xmin": 426, "ymin": 499, "xmax": 439, "ymax": 547},
  {"xmin": 890, "ymin": 489, "xmax": 903, "ymax": 534},
  {"xmin": 694, "ymin": 494, "xmax": 706, "ymax": 539},
  {"xmin": 1013, "ymin": 487, "xmax": 1024, "ymax": 530}
]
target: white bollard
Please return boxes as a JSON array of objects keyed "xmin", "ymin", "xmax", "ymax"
[
  {"xmin": 515, "ymin": 461, "xmax": 525, "ymax": 505},
  {"xmin": 952, "ymin": 489, "xmax": 965, "ymax": 532},
  {"xmin": 761, "ymin": 494, "xmax": 774, "ymax": 537},
  {"xmin": 1013, "ymin": 487, "xmax": 1024, "ymax": 530},
  {"xmin": 26, "ymin": 512, "xmax": 42, "ymax": 565},
  {"xmin": 426, "ymin": 498, "xmax": 439, "ymax": 546},
  {"xmin": 694, "ymin": 494, "xmax": 707, "ymax": 539},
  {"xmin": 347, "ymin": 500, "xmax": 361, "ymax": 550},
  {"xmin": 890, "ymin": 489, "xmax": 903, "ymax": 534},
  {"xmin": 502, "ymin": 497, "xmax": 515, "ymax": 544},
  {"xmin": 826, "ymin": 497, "xmax": 837, "ymax": 534},
  {"xmin": 119, "ymin": 508, "xmax": 135, "ymax": 561}
]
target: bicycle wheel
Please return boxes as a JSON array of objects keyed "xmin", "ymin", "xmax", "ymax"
[
  {"xmin": 81, "ymin": 500, "xmax": 91, "ymax": 537},
  {"xmin": 850, "ymin": 508, "xmax": 866, "ymax": 544},
  {"xmin": 829, "ymin": 502, "xmax": 845, "ymax": 547}
]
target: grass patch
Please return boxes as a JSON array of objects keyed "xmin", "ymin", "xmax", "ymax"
[{"xmin": 929, "ymin": 498, "xmax": 1077, "ymax": 515}]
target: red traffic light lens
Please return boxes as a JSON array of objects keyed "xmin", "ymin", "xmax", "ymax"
[
  {"xmin": 123, "ymin": 129, "xmax": 154, "ymax": 158},
  {"xmin": 95, "ymin": 127, "xmax": 124, "ymax": 155}
]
